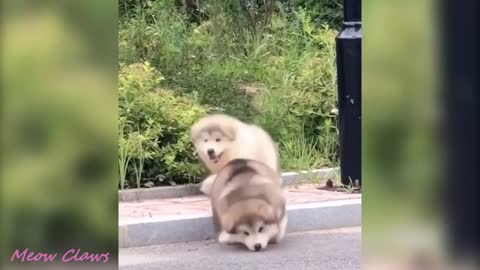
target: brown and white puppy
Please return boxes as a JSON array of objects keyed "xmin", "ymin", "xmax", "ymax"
[
  {"xmin": 190, "ymin": 114, "xmax": 279, "ymax": 195},
  {"xmin": 210, "ymin": 159, "xmax": 287, "ymax": 252}
]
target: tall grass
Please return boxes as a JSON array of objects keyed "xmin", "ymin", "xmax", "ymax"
[
  {"xmin": 281, "ymin": 135, "xmax": 322, "ymax": 170},
  {"xmin": 118, "ymin": 119, "xmax": 131, "ymax": 190},
  {"xmin": 118, "ymin": 0, "xmax": 341, "ymax": 185},
  {"xmin": 280, "ymin": 122, "xmax": 337, "ymax": 170}
]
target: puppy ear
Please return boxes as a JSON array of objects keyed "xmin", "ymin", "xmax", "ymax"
[
  {"xmin": 257, "ymin": 204, "xmax": 276, "ymax": 222},
  {"xmin": 189, "ymin": 133, "xmax": 197, "ymax": 144},
  {"xmin": 275, "ymin": 207, "xmax": 285, "ymax": 221},
  {"xmin": 274, "ymin": 198, "xmax": 287, "ymax": 221},
  {"xmin": 258, "ymin": 202, "xmax": 286, "ymax": 223},
  {"xmin": 224, "ymin": 125, "xmax": 236, "ymax": 141},
  {"xmin": 189, "ymin": 123, "xmax": 201, "ymax": 143}
]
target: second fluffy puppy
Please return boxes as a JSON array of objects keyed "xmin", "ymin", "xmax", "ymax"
[{"xmin": 210, "ymin": 159, "xmax": 287, "ymax": 251}]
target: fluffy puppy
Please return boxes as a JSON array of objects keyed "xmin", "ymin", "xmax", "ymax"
[
  {"xmin": 190, "ymin": 114, "xmax": 279, "ymax": 195},
  {"xmin": 210, "ymin": 159, "xmax": 287, "ymax": 251}
]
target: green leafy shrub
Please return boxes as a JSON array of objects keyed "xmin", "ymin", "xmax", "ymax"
[
  {"xmin": 248, "ymin": 15, "xmax": 339, "ymax": 166},
  {"xmin": 285, "ymin": 0, "xmax": 343, "ymax": 29},
  {"xmin": 119, "ymin": 0, "xmax": 189, "ymax": 71},
  {"xmin": 167, "ymin": 70, "xmax": 256, "ymax": 121},
  {"xmin": 119, "ymin": 62, "xmax": 209, "ymax": 188},
  {"xmin": 118, "ymin": 0, "xmax": 342, "ymax": 186}
]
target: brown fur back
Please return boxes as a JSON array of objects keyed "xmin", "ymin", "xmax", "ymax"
[{"xmin": 210, "ymin": 159, "xmax": 285, "ymax": 233}]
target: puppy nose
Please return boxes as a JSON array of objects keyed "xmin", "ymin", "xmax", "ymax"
[
  {"xmin": 207, "ymin": 149, "xmax": 215, "ymax": 156},
  {"xmin": 254, "ymin": 244, "xmax": 261, "ymax": 251}
]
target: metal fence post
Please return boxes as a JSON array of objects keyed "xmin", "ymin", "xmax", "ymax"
[
  {"xmin": 335, "ymin": 0, "xmax": 361, "ymax": 186},
  {"xmin": 443, "ymin": 0, "xmax": 480, "ymax": 263}
]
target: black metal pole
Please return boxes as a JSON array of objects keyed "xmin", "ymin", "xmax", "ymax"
[
  {"xmin": 335, "ymin": 0, "xmax": 361, "ymax": 186},
  {"xmin": 443, "ymin": 0, "xmax": 480, "ymax": 264}
]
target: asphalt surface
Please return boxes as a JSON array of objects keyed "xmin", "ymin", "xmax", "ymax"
[{"xmin": 119, "ymin": 227, "xmax": 361, "ymax": 270}]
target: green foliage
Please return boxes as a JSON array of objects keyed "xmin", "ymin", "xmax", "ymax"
[
  {"xmin": 119, "ymin": 62, "xmax": 209, "ymax": 188},
  {"xmin": 287, "ymin": 0, "xmax": 343, "ymax": 29},
  {"xmin": 119, "ymin": 0, "xmax": 342, "ymax": 188}
]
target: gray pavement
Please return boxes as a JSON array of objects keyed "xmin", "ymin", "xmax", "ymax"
[{"xmin": 120, "ymin": 227, "xmax": 361, "ymax": 270}]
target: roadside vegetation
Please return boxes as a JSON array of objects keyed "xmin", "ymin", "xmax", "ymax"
[{"xmin": 119, "ymin": 0, "xmax": 343, "ymax": 188}]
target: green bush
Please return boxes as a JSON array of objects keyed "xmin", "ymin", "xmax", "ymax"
[
  {"xmin": 167, "ymin": 70, "xmax": 256, "ymax": 121},
  {"xmin": 118, "ymin": 0, "xmax": 342, "ymax": 188},
  {"xmin": 248, "ymin": 14, "xmax": 339, "ymax": 168},
  {"xmin": 119, "ymin": 62, "xmax": 209, "ymax": 188},
  {"xmin": 286, "ymin": 0, "xmax": 343, "ymax": 29}
]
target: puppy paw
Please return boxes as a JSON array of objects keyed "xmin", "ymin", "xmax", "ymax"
[
  {"xmin": 271, "ymin": 235, "xmax": 283, "ymax": 244},
  {"xmin": 218, "ymin": 231, "xmax": 232, "ymax": 244},
  {"xmin": 218, "ymin": 231, "xmax": 243, "ymax": 245},
  {"xmin": 271, "ymin": 215, "xmax": 287, "ymax": 243},
  {"xmin": 272, "ymin": 228, "xmax": 286, "ymax": 243},
  {"xmin": 199, "ymin": 183, "xmax": 211, "ymax": 196},
  {"xmin": 200, "ymin": 175, "xmax": 216, "ymax": 196}
]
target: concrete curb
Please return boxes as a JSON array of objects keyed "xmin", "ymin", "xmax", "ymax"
[
  {"xmin": 119, "ymin": 167, "xmax": 339, "ymax": 201},
  {"xmin": 119, "ymin": 198, "xmax": 360, "ymax": 248}
]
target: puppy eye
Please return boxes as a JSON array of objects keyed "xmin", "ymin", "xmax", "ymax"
[
  {"xmin": 215, "ymin": 138, "xmax": 221, "ymax": 142},
  {"xmin": 258, "ymin": 226, "xmax": 264, "ymax": 233},
  {"xmin": 243, "ymin": 232, "xmax": 250, "ymax": 236},
  {"xmin": 204, "ymin": 139, "xmax": 208, "ymax": 142}
]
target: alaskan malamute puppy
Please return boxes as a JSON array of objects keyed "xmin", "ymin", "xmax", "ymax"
[
  {"xmin": 190, "ymin": 114, "xmax": 279, "ymax": 195},
  {"xmin": 210, "ymin": 159, "xmax": 287, "ymax": 252}
]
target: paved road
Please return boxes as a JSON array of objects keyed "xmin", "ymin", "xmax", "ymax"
[{"xmin": 120, "ymin": 227, "xmax": 361, "ymax": 270}]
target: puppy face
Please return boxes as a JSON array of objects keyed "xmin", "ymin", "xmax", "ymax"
[
  {"xmin": 192, "ymin": 129, "xmax": 234, "ymax": 165},
  {"xmin": 221, "ymin": 200, "xmax": 284, "ymax": 252},
  {"xmin": 233, "ymin": 220, "xmax": 279, "ymax": 252}
]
